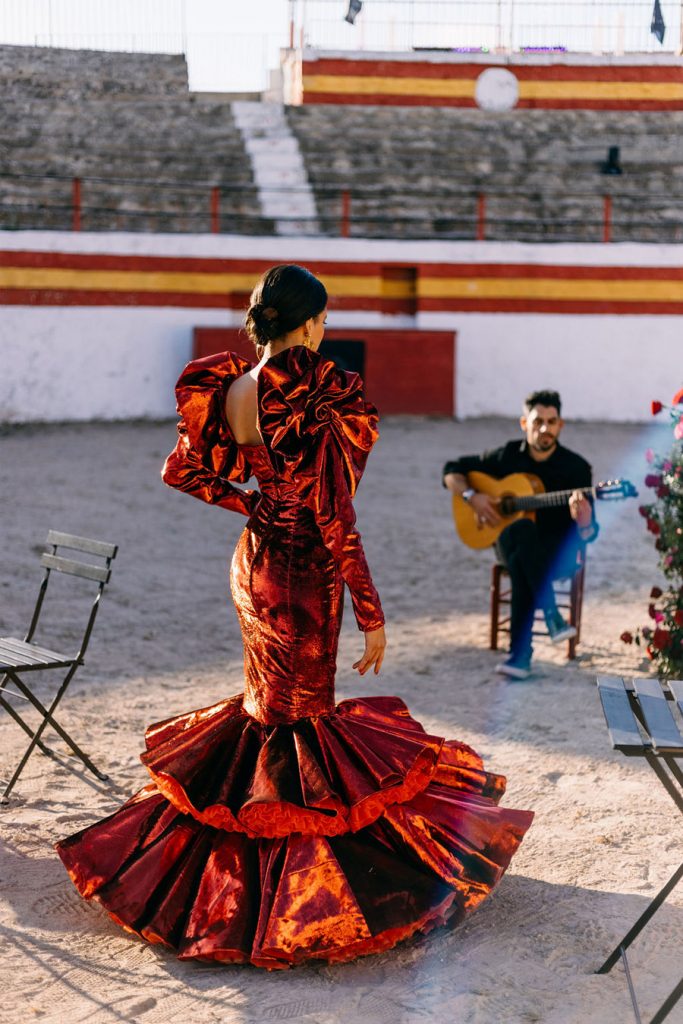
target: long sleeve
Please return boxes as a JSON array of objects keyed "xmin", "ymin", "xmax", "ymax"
[
  {"xmin": 300, "ymin": 427, "xmax": 384, "ymax": 633},
  {"xmin": 258, "ymin": 347, "xmax": 384, "ymax": 633},
  {"xmin": 162, "ymin": 424, "xmax": 259, "ymax": 517},
  {"xmin": 161, "ymin": 351, "xmax": 260, "ymax": 518}
]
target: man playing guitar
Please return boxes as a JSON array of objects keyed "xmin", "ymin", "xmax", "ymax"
[{"xmin": 443, "ymin": 389, "xmax": 598, "ymax": 680}]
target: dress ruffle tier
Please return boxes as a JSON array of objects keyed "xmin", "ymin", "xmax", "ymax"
[{"xmin": 57, "ymin": 695, "xmax": 533, "ymax": 968}]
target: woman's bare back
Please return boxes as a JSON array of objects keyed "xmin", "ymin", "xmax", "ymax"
[{"xmin": 225, "ymin": 370, "xmax": 262, "ymax": 445}]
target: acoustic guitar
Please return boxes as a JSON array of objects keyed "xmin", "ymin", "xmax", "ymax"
[{"xmin": 452, "ymin": 471, "xmax": 638, "ymax": 550}]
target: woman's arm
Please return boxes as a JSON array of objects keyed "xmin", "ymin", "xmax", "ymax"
[{"xmin": 162, "ymin": 425, "xmax": 259, "ymax": 517}]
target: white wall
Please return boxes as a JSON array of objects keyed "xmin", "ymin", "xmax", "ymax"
[
  {"xmin": 419, "ymin": 312, "xmax": 681, "ymax": 422},
  {"xmin": 0, "ymin": 230, "xmax": 680, "ymax": 423}
]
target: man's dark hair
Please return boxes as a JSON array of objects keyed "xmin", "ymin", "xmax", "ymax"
[{"xmin": 524, "ymin": 389, "xmax": 562, "ymax": 415}]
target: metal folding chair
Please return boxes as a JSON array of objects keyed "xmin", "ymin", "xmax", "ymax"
[
  {"xmin": 0, "ymin": 530, "xmax": 117, "ymax": 801},
  {"xmin": 490, "ymin": 549, "xmax": 586, "ymax": 659},
  {"xmin": 596, "ymin": 675, "xmax": 683, "ymax": 1024}
]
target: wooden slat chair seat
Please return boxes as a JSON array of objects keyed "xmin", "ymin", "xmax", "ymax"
[
  {"xmin": 490, "ymin": 550, "xmax": 586, "ymax": 660},
  {"xmin": 0, "ymin": 530, "xmax": 117, "ymax": 801},
  {"xmin": 595, "ymin": 675, "xmax": 683, "ymax": 1024}
]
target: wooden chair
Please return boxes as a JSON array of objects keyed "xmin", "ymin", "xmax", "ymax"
[
  {"xmin": 0, "ymin": 530, "xmax": 117, "ymax": 801},
  {"xmin": 489, "ymin": 550, "xmax": 586, "ymax": 659},
  {"xmin": 595, "ymin": 675, "xmax": 683, "ymax": 1024}
]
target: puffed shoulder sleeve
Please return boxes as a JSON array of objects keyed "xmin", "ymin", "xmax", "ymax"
[
  {"xmin": 259, "ymin": 348, "xmax": 384, "ymax": 632},
  {"xmin": 161, "ymin": 352, "xmax": 260, "ymax": 517}
]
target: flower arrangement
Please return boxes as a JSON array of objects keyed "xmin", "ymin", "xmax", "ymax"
[{"xmin": 621, "ymin": 387, "xmax": 683, "ymax": 678}]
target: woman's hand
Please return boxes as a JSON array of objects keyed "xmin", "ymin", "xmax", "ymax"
[{"xmin": 353, "ymin": 626, "xmax": 386, "ymax": 676}]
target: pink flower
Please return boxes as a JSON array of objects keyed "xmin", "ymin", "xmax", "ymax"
[
  {"xmin": 652, "ymin": 400, "xmax": 663, "ymax": 415},
  {"xmin": 663, "ymin": 461, "xmax": 673, "ymax": 472},
  {"xmin": 645, "ymin": 447, "xmax": 655, "ymax": 464},
  {"xmin": 665, "ymin": 554, "xmax": 674, "ymax": 567},
  {"xmin": 655, "ymin": 611, "xmax": 665, "ymax": 623},
  {"xmin": 674, "ymin": 417, "xmax": 683, "ymax": 440}
]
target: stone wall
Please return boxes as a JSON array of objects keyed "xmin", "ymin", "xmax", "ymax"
[
  {"xmin": 0, "ymin": 45, "xmax": 271, "ymax": 234},
  {"xmin": 287, "ymin": 104, "xmax": 683, "ymax": 242}
]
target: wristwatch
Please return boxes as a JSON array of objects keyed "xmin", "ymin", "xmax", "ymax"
[{"xmin": 462, "ymin": 488, "xmax": 476, "ymax": 504}]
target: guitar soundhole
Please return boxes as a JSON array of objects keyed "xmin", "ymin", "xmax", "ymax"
[{"xmin": 500, "ymin": 494, "xmax": 516, "ymax": 516}]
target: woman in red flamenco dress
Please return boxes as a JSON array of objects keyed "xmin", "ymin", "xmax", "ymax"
[{"xmin": 57, "ymin": 264, "xmax": 533, "ymax": 968}]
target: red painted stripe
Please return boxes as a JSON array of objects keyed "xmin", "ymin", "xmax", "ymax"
[
  {"xmin": 0, "ymin": 251, "xmax": 388, "ymax": 278},
  {"xmin": 304, "ymin": 59, "xmax": 488, "ymax": 79},
  {"xmin": 304, "ymin": 91, "xmax": 683, "ymax": 111},
  {"xmin": 517, "ymin": 98, "xmax": 683, "ymax": 110},
  {"xmin": 0, "ymin": 289, "xmax": 406, "ymax": 314},
  {"xmin": 0, "ymin": 289, "xmax": 234, "ymax": 307},
  {"xmin": 1, "ymin": 287, "xmax": 681, "ymax": 316},
  {"xmin": 419, "ymin": 297, "xmax": 683, "ymax": 314},
  {"xmin": 303, "ymin": 92, "xmax": 478, "ymax": 107},
  {"xmin": 329, "ymin": 295, "xmax": 407, "ymax": 313},
  {"xmin": 0, "ymin": 251, "xmax": 274, "ymax": 273},
  {"xmin": 305, "ymin": 58, "xmax": 683, "ymax": 83}
]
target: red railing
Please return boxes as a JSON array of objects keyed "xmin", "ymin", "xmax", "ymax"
[{"xmin": 0, "ymin": 170, "xmax": 678, "ymax": 243}]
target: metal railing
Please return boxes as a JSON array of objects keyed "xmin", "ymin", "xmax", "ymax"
[
  {"xmin": 2, "ymin": 169, "xmax": 683, "ymax": 242},
  {"xmin": 301, "ymin": 0, "xmax": 683, "ymax": 54},
  {"xmin": 0, "ymin": 1, "xmax": 680, "ymax": 97}
]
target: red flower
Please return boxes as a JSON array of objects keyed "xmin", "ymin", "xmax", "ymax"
[
  {"xmin": 620, "ymin": 631, "xmax": 633, "ymax": 644},
  {"xmin": 650, "ymin": 586, "xmax": 663, "ymax": 598},
  {"xmin": 655, "ymin": 538, "xmax": 665, "ymax": 551},
  {"xmin": 639, "ymin": 505, "xmax": 651, "ymax": 518},
  {"xmin": 672, "ymin": 387, "xmax": 683, "ymax": 406},
  {"xmin": 657, "ymin": 485, "xmax": 671, "ymax": 498},
  {"xmin": 647, "ymin": 519, "xmax": 661, "ymax": 535},
  {"xmin": 646, "ymin": 645, "xmax": 656, "ymax": 660},
  {"xmin": 653, "ymin": 628, "xmax": 672, "ymax": 650},
  {"xmin": 651, "ymin": 400, "xmax": 663, "ymax": 415},
  {"xmin": 675, "ymin": 610, "xmax": 683, "ymax": 627},
  {"xmin": 645, "ymin": 474, "xmax": 662, "ymax": 488}
]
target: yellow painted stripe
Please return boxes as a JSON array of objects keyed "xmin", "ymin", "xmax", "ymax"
[
  {"xmin": 0, "ymin": 266, "xmax": 383, "ymax": 298},
  {"xmin": 303, "ymin": 74, "xmax": 475, "ymax": 98},
  {"xmin": 382, "ymin": 279, "xmax": 415, "ymax": 298},
  {"xmin": 419, "ymin": 277, "xmax": 683, "ymax": 302},
  {"xmin": 304, "ymin": 73, "xmax": 683, "ymax": 103},
  {"xmin": 3, "ymin": 265, "xmax": 680, "ymax": 304},
  {"xmin": 0, "ymin": 268, "xmax": 257, "ymax": 293},
  {"xmin": 519, "ymin": 79, "xmax": 683, "ymax": 101}
]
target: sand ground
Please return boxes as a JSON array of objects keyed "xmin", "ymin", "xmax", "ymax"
[{"xmin": 1, "ymin": 414, "xmax": 681, "ymax": 1024}]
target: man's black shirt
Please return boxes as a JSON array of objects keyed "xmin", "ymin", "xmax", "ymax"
[{"xmin": 443, "ymin": 440, "xmax": 597, "ymax": 550}]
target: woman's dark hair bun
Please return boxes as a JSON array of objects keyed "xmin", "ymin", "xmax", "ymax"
[{"xmin": 245, "ymin": 264, "xmax": 327, "ymax": 350}]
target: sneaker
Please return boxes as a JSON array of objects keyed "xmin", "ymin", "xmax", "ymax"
[
  {"xmin": 495, "ymin": 656, "xmax": 531, "ymax": 680},
  {"xmin": 544, "ymin": 608, "xmax": 577, "ymax": 644}
]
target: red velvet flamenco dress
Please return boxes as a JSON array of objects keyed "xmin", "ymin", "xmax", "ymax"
[{"xmin": 56, "ymin": 346, "xmax": 533, "ymax": 968}]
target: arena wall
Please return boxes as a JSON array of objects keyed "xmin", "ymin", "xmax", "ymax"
[{"xmin": 0, "ymin": 230, "xmax": 678, "ymax": 423}]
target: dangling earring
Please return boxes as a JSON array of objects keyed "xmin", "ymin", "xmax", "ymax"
[{"xmin": 303, "ymin": 329, "xmax": 312, "ymax": 349}]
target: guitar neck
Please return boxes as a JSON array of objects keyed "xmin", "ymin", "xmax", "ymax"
[{"xmin": 511, "ymin": 486, "xmax": 595, "ymax": 512}]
